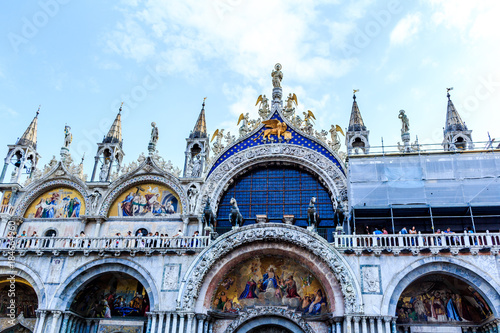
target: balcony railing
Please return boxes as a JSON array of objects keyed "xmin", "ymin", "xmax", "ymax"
[
  {"xmin": 0, "ymin": 236, "xmax": 210, "ymax": 255},
  {"xmin": 332, "ymin": 231, "xmax": 500, "ymax": 255},
  {"xmin": 1, "ymin": 232, "xmax": 499, "ymax": 256}
]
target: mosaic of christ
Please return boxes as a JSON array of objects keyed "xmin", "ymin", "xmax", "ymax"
[{"xmin": 211, "ymin": 256, "xmax": 328, "ymax": 316}]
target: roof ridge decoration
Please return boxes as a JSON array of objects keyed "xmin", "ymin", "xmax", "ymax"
[
  {"xmin": 17, "ymin": 106, "xmax": 40, "ymax": 149},
  {"xmin": 207, "ymin": 63, "xmax": 346, "ymax": 176}
]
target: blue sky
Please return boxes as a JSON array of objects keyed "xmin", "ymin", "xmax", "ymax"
[{"xmin": 1, "ymin": 0, "xmax": 499, "ymax": 176}]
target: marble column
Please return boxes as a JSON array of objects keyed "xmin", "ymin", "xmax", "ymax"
[
  {"xmin": 197, "ymin": 315, "xmax": 205, "ymax": 333},
  {"xmin": 208, "ymin": 320, "xmax": 213, "ymax": 333},
  {"xmin": 92, "ymin": 320, "xmax": 99, "ymax": 333},
  {"xmin": 186, "ymin": 314, "xmax": 194, "ymax": 333},
  {"xmin": 204, "ymin": 318, "xmax": 209, "ymax": 333},
  {"xmin": 150, "ymin": 313, "xmax": 157, "ymax": 333},
  {"xmin": 376, "ymin": 317, "xmax": 384, "ymax": 333},
  {"xmin": 361, "ymin": 317, "xmax": 367, "ymax": 333},
  {"xmin": 35, "ymin": 310, "xmax": 47, "ymax": 333},
  {"xmin": 59, "ymin": 314, "xmax": 69, "ymax": 333},
  {"xmin": 384, "ymin": 317, "xmax": 392, "ymax": 333},
  {"xmin": 157, "ymin": 313, "xmax": 164, "ymax": 333},
  {"xmin": 391, "ymin": 319, "xmax": 397, "ymax": 333},
  {"xmin": 171, "ymin": 313, "xmax": 178, "ymax": 333},
  {"xmin": 353, "ymin": 316, "xmax": 360, "ymax": 333},
  {"xmin": 145, "ymin": 313, "xmax": 152, "ymax": 333},
  {"xmin": 335, "ymin": 321, "xmax": 341, "ymax": 333},
  {"xmin": 179, "ymin": 314, "xmax": 185, "ymax": 333},
  {"xmin": 85, "ymin": 319, "xmax": 92, "ymax": 333},
  {"xmin": 49, "ymin": 311, "xmax": 62, "ymax": 333},
  {"xmin": 369, "ymin": 318, "xmax": 375, "ymax": 333},
  {"xmin": 345, "ymin": 316, "xmax": 352, "ymax": 333},
  {"xmin": 165, "ymin": 312, "xmax": 172, "ymax": 333}
]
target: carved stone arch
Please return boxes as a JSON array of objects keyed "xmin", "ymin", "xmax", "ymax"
[
  {"xmin": 198, "ymin": 144, "xmax": 347, "ymax": 214},
  {"xmin": 98, "ymin": 174, "xmax": 188, "ymax": 216},
  {"xmin": 14, "ymin": 177, "xmax": 90, "ymax": 217},
  {"xmin": 224, "ymin": 307, "xmax": 314, "ymax": 333},
  {"xmin": 177, "ymin": 223, "xmax": 362, "ymax": 314},
  {"xmin": 349, "ymin": 135, "xmax": 368, "ymax": 147},
  {"xmin": 6, "ymin": 147, "xmax": 25, "ymax": 162},
  {"xmin": 381, "ymin": 257, "xmax": 500, "ymax": 318},
  {"xmin": 50, "ymin": 258, "xmax": 160, "ymax": 310},
  {"xmin": 0, "ymin": 261, "xmax": 47, "ymax": 308}
]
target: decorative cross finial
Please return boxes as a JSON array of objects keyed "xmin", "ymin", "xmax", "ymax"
[
  {"xmin": 353, "ymin": 89, "xmax": 359, "ymax": 94},
  {"xmin": 119, "ymin": 102, "xmax": 124, "ymax": 113},
  {"xmin": 36, "ymin": 105, "xmax": 41, "ymax": 117},
  {"xmin": 446, "ymin": 87, "xmax": 453, "ymax": 100}
]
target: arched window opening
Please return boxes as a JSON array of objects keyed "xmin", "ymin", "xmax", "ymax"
[{"xmin": 216, "ymin": 165, "xmax": 336, "ymax": 239}]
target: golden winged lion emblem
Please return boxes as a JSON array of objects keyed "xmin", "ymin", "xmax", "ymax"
[{"xmin": 254, "ymin": 119, "xmax": 292, "ymax": 141}]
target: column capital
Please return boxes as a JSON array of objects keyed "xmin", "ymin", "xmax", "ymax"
[
  {"xmin": 353, "ymin": 316, "xmax": 361, "ymax": 322},
  {"xmin": 369, "ymin": 318, "xmax": 375, "ymax": 323},
  {"xmin": 36, "ymin": 309, "xmax": 48, "ymax": 317},
  {"xmin": 51, "ymin": 310, "xmax": 62, "ymax": 318}
]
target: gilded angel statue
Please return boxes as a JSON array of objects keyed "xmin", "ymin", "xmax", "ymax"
[
  {"xmin": 284, "ymin": 93, "xmax": 298, "ymax": 118},
  {"xmin": 256, "ymin": 94, "xmax": 270, "ymax": 119}
]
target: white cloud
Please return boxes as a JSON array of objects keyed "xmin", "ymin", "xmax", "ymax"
[
  {"xmin": 390, "ymin": 13, "xmax": 422, "ymax": 45},
  {"xmin": 0, "ymin": 105, "xmax": 18, "ymax": 118},
  {"xmin": 105, "ymin": 0, "xmax": 362, "ymax": 85}
]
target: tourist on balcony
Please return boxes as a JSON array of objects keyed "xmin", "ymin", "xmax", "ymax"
[
  {"xmin": 18, "ymin": 230, "xmax": 27, "ymax": 248},
  {"xmin": 79, "ymin": 231, "xmax": 87, "ymax": 248},
  {"xmin": 125, "ymin": 231, "xmax": 132, "ymax": 248},
  {"xmin": 70, "ymin": 234, "xmax": 79, "ymax": 248},
  {"xmin": 191, "ymin": 230, "xmax": 199, "ymax": 247},
  {"xmin": 146, "ymin": 232, "xmax": 153, "ymax": 247},
  {"xmin": 409, "ymin": 226, "xmax": 417, "ymax": 246},
  {"xmin": 163, "ymin": 234, "xmax": 170, "ymax": 248},
  {"xmin": 153, "ymin": 232, "xmax": 160, "ymax": 247},
  {"xmin": 137, "ymin": 232, "xmax": 145, "ymax": 248},
  {"xmin": 115, "ymin": 233, "xmax": 122, "ymax": 248},
  {"xmin": 173, "ymin": 229, "xmax": 183, "ymax": 247},
  {"xmin": 29, "ymin": 231, "xmax": 38, "ymax": 248},
  {"xmin": 444, "ymin": 227, "xmax": 456, "ymax": 246}
]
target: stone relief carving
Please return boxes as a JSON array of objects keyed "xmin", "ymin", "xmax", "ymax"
[
  {"xmin": 224, "ymin": 307, "xmax": 314, "ymax": 333},
  {"xmin": 361, "ymin": 265, "xmax": 381, "ymax": 294},
  {"xmin": 178, "ymin": 224, "xmax": 361, "ymax": 314},
  {"xmin": 162, "ymin": 264, "xmax": 181, "ymax": 291}
]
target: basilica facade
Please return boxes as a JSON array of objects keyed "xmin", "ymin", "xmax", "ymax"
[{"xmin": 0, "ymin": 64, "xmax": 499, "ymax": 333}]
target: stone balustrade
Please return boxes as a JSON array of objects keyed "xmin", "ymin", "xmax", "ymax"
[
  {"xmin": 2, "ymin": 231, "xmax": 500, "ymax": 257},
  {"xmin": 332, "ymin": 231, "xmax": 500, "ymax": 255},
  {"xmin": 0, "ymin": 235, "xmax": 210, "ymax": 255}
]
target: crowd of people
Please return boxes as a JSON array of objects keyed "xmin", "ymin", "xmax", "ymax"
[
  {"xmin": 359, "ymin": 225, "xmax": 499, "ymax": 247},
  {"xmin": 1, "ymin": 230, "xmax": 204, "ymax": 249}
]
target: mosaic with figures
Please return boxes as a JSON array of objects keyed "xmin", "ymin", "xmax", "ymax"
[
  {"xmin": 71, "ymin": 273, "xmax": 149, "ymax": 318},
  {"xmin": 24, "ymin": 187, "xmax": 84, "ymax": 218},
  {"xmin": 109, "ymin": 183, "xmax": 181, "ymax": 217},
  {"xmin": 211, "ymin": 256, "xmax": 328, "ymax": 315},
  {"xmin": 396, "ymin": 275, "xmax": 493, "ymax": 324}
]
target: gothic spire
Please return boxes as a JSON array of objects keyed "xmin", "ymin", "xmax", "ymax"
[
  {"xmin": 190, "ymin": 98, "xmax": 207, "ymax": 139},
  {"xmin": 445, "ymin": 88, "xmax": 467, "ymax": 132},
  {"xmin": 103, "ymin": 103, "xmax": 123, "ymax": 145},
  {"xmin": 348, "ymin": 91, "xmax": 366, "ymax": 132},
  {"xmin": 17, "ymin": 106, "xmax": 40, "ymax": 149}
]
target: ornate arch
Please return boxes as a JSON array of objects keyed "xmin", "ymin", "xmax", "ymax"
[
  {"xmin": 98, "ymin": 174, "xmax": 188, "ymax": 216},
  {"xmin": 381, "ymin": 257, "xmax": 500, "ymax": 318},
  {"xmin": 177, "ymin": 223, "xmax": 362, "ymax": 314},
  {"xmin": 198, "ymin": 144, "xmax": 347, "ymax": 214},
  {"xmin": 14, "ymin": 178, "xmax": 90, "ymax": 217},
  {"xmin": 50, "ymin": 258, "xmax": 160, "ymax": 310},
  {"xmin": 0, "ymin": 261, "xmax": 47, "ymax": 308},
  {"xmin": 225, "ymin": 307, "xmax": 313, "ymax": 333}
]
